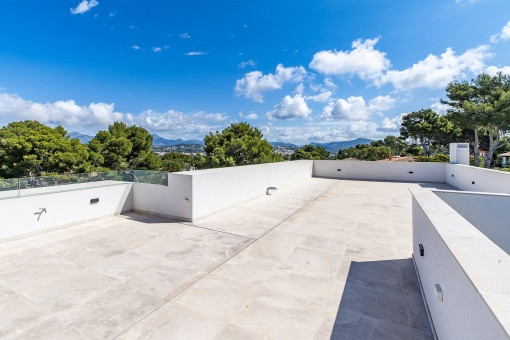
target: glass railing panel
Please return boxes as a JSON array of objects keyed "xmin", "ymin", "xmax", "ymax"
[
  {"xmin": 129, "ymin": 170, "xmax": 169, "ymax": 185},
  {"xmin": 3, "ymin": 170, "xmax": 169, "ymax": 199},
  {"xmin": 0, "ymin": 178, "xmax": 19, "ymax": 200}
]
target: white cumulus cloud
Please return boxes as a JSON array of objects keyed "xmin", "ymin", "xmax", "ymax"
[
  {"xmin": 321, "ymin": 97, "xmax": 369, "ymax": 121},
  {"xmin": 266, "ymin": 94, "xmax": 311, "ymax": 120},
  {"xmin": 0, "ymin": 92, "xmax": 122, "ymax": 128},
  {"xmin": 376, "ymin": 45, "xmax": 491, "ymax": 91},
  {"xmin": 260, "ymin": 121, "xmax": 379, "ymax": 144},
  {"xmin": 152, "ymin": 47, "xmax": 162, "ymax": 52},
  {"xmin": 239, "ymin": 111, "xmax": 258, "ymax": 120},
  {"xmin": 305, "ymin": 91, "xmax": 333, "ymax": 103},
  {"xmin": 490, "ymin": 21, "xmax": 510, "ymax": 43},
  {"xmin": 485, "ymin": 65, "xmax": 510, "ymax": 76},
  {"xmin": 132, "ymin": 110, "xmax": 228, "ymax": 137},
  {"xmin": 378, "ymin": 113, "xmax": 405, "ymax": 133},
  {"xmin": 321, "ymin": 95, "xmax": 396, "ymax": 121},
  {"xmin": 368, "ymin": 95, "xmax": 396, "ymax": 112},
  {"xmin": 309, "ymin": 38, "xmax": 390, "ymax": 80},
  {"xmin": 235, "ymin": 64, "xmax": 307, "ymax": 103},
  {"xmin": 132, "ymin": 45, "xmax": 140, "ymax": 50},
  {"xmin": 0, "ymin": 92, "xmax": 230, "ymax": 139},
  {"xmin": 430, "ymin": 101, "xmax": 450, "ymax": 115},
  {"xmin": 180, "ymin": 33, "xmax": 191, "ymax": 39},
  {"xmin": 70, "ymin": 0, "xmax": 98, "ymax": 14}
]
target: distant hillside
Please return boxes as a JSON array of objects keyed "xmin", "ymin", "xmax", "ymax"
[
  {"xmin": 152, "ymin": 144, "xmax": 204, "ymax": 154},
  {"xmin": 68, "ymin": 132, "xmax": 204, "ymax": 146},
  {"xmin": 269, "ymin": 141, "xmax": 299, "ymax": 148},
  {"xmin": 310, "ymin": 138, "xmax": 373, "ymax": 153},
  {"xmin": 152, "ymin": 134, "xmax": 204, "ymax": 146},
  {"xmin": 68, "ymin": 132, "xmax": 93, "ymax": 144}
]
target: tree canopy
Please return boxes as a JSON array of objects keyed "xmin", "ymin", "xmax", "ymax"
[
  {"xmin": 0, "ymin": 120, "xmax": 90, "ymax": 178},
  {"xmin": 337, "ymin": 143, "xmax": 391, "ymax": 161},
  {"xmin": 444, "ymin": 73, "xmax": 510, "ymax": 167},
  {"xmin": 203, "ymin": 122, "xmax": 283, "ymax": 167},
  {"xmin": 400, "ymin": 109, "xmax": 459, "ymax": 157},
  {"xmin": 88, "ymin": 122, "xmax": 157, "ymax": 170},
  {"xmin": 290, "ymin": 145, "xmax": 330, "ymax": 160}
]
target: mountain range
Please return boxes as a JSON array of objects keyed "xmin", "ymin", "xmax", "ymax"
[
  {"xmin": 68, "ymin": 132, "xmax": 94, "ymax": 144},
  {"xmin": 68, "ymin": 132, "xmax": 204, "ymax": 146},
  {"xmin": 152, "ymin": 134, "xmax": 204, "ymax": 146},
  {"xmin": 310, "ymin": 138, "xmax": 373, "ymax": 153},
  {"xmin": 68, "ymin": 131, "xmax": 373, "ymax": 153}
]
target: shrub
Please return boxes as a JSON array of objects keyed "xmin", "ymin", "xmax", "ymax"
[{"xmin": 415, "ymin": 154, "xmax": 450, "ymax": 162}]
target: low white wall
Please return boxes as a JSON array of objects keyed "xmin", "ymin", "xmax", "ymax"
[
  {"xmin": 131, "ymin": 161, "xmax": 313, "ymax": 221},
  {"xmin": 434, "ymin": 190, "xmax": 510, "ymax": 254},
  {"xmin": 412, "ymin": 189, "xmax": 509, "ymax": 339},
  {"xmin": 313, "ymin": 160, "xmax": 446, "ymax": 183},
  {"xmin": 0, "ymin": 183, "xmax": 132, "ymax": 241},
  {"xmin": 190, "ymin": 160, "xmax": 313, "ymax": 220},
  {"xmin": 447, "ymin": 164, "xmax": 510, "ymax": 193},
  {"xmin": 132, "ymin": 173, "xmax": 192, "ymax": 221}
]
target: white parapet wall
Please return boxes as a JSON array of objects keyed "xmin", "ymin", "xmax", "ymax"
[
  {"xmin": 190, "ymin": 160, "xmax": 313, "ymax": 220},
  {"xmin": 131, "ymin": 160, "xmax": 313, "ymax": 221},
  {"xmin": 0, "ymin": 182, "xmax": 133, "ymax": 241},
  {"xmin": 313, "ymin": 160, "xmax": 447, "ymax": 183},
  {"xmin": 132, "ymin": 173, "xmax": 193, "ymax": 221},
  {"xmin": 411, "ymin": 188, "xmax": 510, "ymax": 340},
  {"xmin": 434, "ymin": 190, "xmax": 510, "ymax": 254},
  {"xmin": 447, "ymin": 164, "xmax": 510, "ymax": 193}
]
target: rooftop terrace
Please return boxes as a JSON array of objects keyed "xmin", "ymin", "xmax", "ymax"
[
  {"xmin": 0, "ymin": 156, "xmax": 509, "ymax": 339},
  {"xmin": 0, "ymin": 178, "xmax": 446, "ymax": 339}
]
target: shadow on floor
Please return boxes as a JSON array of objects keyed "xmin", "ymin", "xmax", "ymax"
[
  {"xmin": 119, "ymin": 212, "xmax": 186, "ymax": 224},
  {"xmin": 418, "ymin": 183, "xmax": 454, "ymax": 190},
  {"xmin": 330, "ymin": 258, "xmax": 434, "ymax": 340}
]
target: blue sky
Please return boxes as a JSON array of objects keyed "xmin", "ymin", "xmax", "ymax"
[{"xmin": 1, "ymin": 0, "xmax": 510, "ymax": 144}]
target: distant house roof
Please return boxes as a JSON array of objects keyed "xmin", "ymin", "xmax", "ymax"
[{"xmin": 499, "ymin": 152, "xmax": 510, "ymax": 157}]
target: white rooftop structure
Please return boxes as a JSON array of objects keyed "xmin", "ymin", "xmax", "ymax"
[{"xmin": 0, "ymin": 160, "xmax": 508, "ymax": 339}]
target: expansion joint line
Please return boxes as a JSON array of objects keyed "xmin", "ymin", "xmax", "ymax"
[{"xmin": 112, "ymin": 190, "xmax": 327, "ymax": 339}]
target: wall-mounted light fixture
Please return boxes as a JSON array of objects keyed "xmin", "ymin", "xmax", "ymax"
[
  {"xmin": 419, "ymin": 244, "xmax": 424, "ymax": 256},
  {"xmin": 435, "ymin": 284, "xmax": 443, "ymax": 302},
  {"xmin": 266, "ymin": 187, "xmax": 277, "ymax": 195}
]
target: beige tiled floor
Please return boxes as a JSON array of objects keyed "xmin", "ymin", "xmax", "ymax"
[{"xmin": 0, "ymin": 178, "xmax": 450, "ymax": 339}]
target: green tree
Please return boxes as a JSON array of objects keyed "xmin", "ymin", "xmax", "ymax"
[
  {"xmin": 444, "ymin": 73, "xmax": 510, "ymax": 167},
  {"xmin": 477, "ymin": 74, "xmax": 510, "ymax": 167},
  {"xmin": 337, "ymin": 144, "xmax": 391, "ymax": 161},
  {"xmin": 402, "ymin": 144, "xmax": 424, "ymax": 156},
  {"xmin": 0, "ymin": 120, "xmax": 90, "ymax": 178},
  {"xmin": 88, "ymin": 122, "xmax": 156, "ymax": 170},
  {"xmin": 161, "ymin": 152, "xmax": 195, "ymax": 172},
  {"xmin": 444, "ymin": 80, "xmax": 484, "ymax": 166},
  {"xmin": 400, "ymin": 109, "xmax": 459, "ymax": 156},
  {"xmin": 290, "ymin": 145, "xmax": 330, "ymax": 160},
  {"xmin": 203, "ymin": 122, "xmax": 283, "ymax": 167},
  {"xmin": 383, "ymin": 135, "xmax": 407, "ymax": 156}
]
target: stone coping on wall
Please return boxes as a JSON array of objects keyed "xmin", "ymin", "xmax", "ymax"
[
  {"xmin": 0, "ymin": 180, "xmax": 129, "ymax": 201},
  {"xmin": 411, "ymin": 188, "xmax": 510, "ymax": 337}
]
